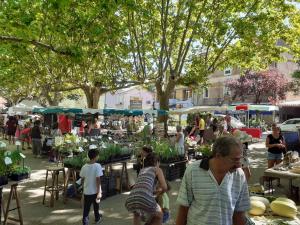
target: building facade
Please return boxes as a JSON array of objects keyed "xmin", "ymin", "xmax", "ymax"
[{"xmin": 192, "ymin": 57, "xmax": 300, "ymax": 107}]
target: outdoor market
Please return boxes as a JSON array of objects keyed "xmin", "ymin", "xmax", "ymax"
[{"xmin": 2, "ymin": 1, "xmax": 300, "ymax": 225}]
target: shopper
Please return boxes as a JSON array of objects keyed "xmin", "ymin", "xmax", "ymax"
[
  {"xmin": 6, "ymin": 116, "xmax": 17, "ymax": 145},
  {"xmin": 80, "ymin": 149, "xmax": 103, "ymax": 225},
  {"xmin": 265, "ymin": 123, "xmax": 286, "ymax": 168},
  {"xmin": 175, "ymin": 136, "xmax": 250, "ymax": 225},
  {"xmin": 125, "ymin": 152, "xmax": 168, "ymax": 225},
  {"xmin": 30, "ymin": 120, "xmax": 42, "ymax": 158},
  {"xmin": 175, "ymin": 125, "xmax": 185, "ymax": 156},
  {"xmin": 19, "ymin": 123, "xmax": 31, "ymax": 150}
]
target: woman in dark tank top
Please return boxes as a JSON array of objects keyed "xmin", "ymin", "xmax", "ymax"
[{"xmin": 265, "ymin": 124, "xmax": 286, "ymax": 168}]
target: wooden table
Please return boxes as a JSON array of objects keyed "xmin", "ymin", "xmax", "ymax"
[
  {"xmin": 103, "ymin": 159, "xmax": 129, "ymax": 193},
  {"xmin": 264, "ymin": 166, "xmax": 300, "ymax": 198}
]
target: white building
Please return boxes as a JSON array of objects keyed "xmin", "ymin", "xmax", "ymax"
[{"xmin": 101, "ymin": 86, "xmax": 154, "ymax": 110}]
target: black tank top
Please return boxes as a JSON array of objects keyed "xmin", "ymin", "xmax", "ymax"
[{"xmin": 267, "ymin": 134, "xmax": 284, "ymax": 154}]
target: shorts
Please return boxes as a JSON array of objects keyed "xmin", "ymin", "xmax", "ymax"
[
  {"xmin": 199, "ymin": 130, "xmax": 204, "ymax": 137},
  {"xmin": 267, "ymin": 152, "xmax": 283, "ymax": 160}
]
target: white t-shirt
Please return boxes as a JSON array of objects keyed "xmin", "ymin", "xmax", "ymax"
[{"xmin": 80, "ymin": 163, "xmax": 103, "ymax": 195}]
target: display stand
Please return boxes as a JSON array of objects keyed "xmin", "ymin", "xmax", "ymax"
[
  {"xmin": 3, "ymin": 183, "xmax": 23, "ymax": 225},
  {"xmin": 103, "ymin": 159, "xmax": 129, "ymax": 193},
  {"xmin": 63, "ymin": 168, "xmax": 81, "ymax": 203}
]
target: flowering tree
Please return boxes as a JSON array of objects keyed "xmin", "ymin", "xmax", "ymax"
[{"xmin": 226, "ymin": 69, "xmax": 290, "ymax": 104}]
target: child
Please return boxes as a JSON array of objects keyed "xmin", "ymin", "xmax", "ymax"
[
  {"xmin": 80, "ymin": 149, "xmax": 103, "ymax": 225},
  {"xmin": 156, "ymin": 182, "xmax": 171, "ymax": 223}
]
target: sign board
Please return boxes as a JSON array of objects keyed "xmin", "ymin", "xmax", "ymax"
[
  {"xmin": 130, "ymin": 97, "xmax": 142, "ymax": 109},
  {"xmin": 4, "ymin": 157, "xmax": 12, "ymax": 165}
]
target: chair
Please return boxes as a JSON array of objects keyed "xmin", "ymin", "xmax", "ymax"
[{"xmin": 42, "ymin": 166, "xmax": 65, "ymax": 207}]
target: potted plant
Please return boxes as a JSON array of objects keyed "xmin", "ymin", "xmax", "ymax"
[
  {"xmin": 0, "ymin": 151, "xmax": 8, "ymax": 186},
  {"xmin": 10, "ymin": 165, "xmax": 31, "ymax": 181}
]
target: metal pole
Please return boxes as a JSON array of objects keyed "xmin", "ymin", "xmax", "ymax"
[{"xmin": 247, "ymin": 111, "xmax": 250, "ymax": 128}]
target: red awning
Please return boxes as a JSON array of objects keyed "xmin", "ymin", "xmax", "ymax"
[{"xmin": 236, "ymin": 104, "xmax": 248, "ymax": 111}]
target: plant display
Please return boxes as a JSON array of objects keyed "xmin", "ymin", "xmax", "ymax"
[
  {"xmin": 195, "ymin": 145, "xmax": 212, "ymax": 157},
  {"xmin": 151, "ymin": 139, "xmax": 181, "ymax": 163},
  {"xmin": 10, "ymin": 165, "xmax": 31, "ymax": 175},
  {"xmin": 63, "ymin": 152, "xmax": 89, "ymax": 169},
  {"xmin": 0, "ymin": 150, "xmax": 6, "ymax": 176},
  {"xmin": 10, "ymin": 149, "xmax": 23, "ymax": 164}
]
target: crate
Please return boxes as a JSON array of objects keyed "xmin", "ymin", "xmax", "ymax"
[{"xmin": 161, "ymin": 161, "xmax": 186, "ymax": 181}]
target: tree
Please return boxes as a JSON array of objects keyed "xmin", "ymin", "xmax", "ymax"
[
  {"xmin": 0, "ymin": 0, "xmax": 141, "ymax": 108},
  {"xmin": 120, "ymin": 0, "xmax": 300, "ymax": 115},
  {"xmin": 226, "ymin": 69, "xmax": 290, "ymax": 104},
  {"xmin": 1, "ymin": 0, "xmax": 300, "ymax": 111}
]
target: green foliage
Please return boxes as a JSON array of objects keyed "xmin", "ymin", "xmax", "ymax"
[
  {"xmin": 63, "ymin": 152, "xmax": 89, "ymax": 169},
  {"xmin": 152, "ymin": 139, "xmax": 178, "ymax": 160},
  {"xmin": 11, "ymin": 165, "xmax": 31, "ymax": 175},
  {"xmin": 195, "ymin": 145, "xmax": 212, "ymax": 157},
  {"xmin": 10, "ymin": 149, "xmax": 22, "ymax": 165},
  {"xmin": 0, "ymin": 150, "xmax": 6, "ymax": 176},
  {"xmin": 0, "ymin": 0, "xmax": 299, "ymax": 108}
]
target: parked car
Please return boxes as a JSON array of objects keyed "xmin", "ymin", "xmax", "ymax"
[
  {"xmin": 278, "ymin": 118, "xmax": 300, "ymax": 132},
  {"xmin": 214, "ymin": 114, "xmax": 246, "ymax": 129}
]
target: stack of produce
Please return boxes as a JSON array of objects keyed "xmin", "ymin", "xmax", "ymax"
[{"xmin": 249, "ymin": 196, "xmax": 298, "ymax": 219}]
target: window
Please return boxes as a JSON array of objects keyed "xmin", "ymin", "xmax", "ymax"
[
  {"xmin": 203, "ymin": 88, "xmax": 209, "ymax": 98},
  {"xmin": 223, "ymin": 87, "xmax": 231, "ymax": 96},
  {"xmin": 224, "ymin": 67, "xmax": 232, "ymax": 76},
  {"xmin": 183, "ymin": 89, "xmax": 191, "ymax": 100}
]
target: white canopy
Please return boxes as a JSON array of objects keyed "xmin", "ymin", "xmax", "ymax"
[
  {"xmin": 279, "ymin": 100, "xmax": 300, "ymax": 107},
  {"xmin": 8, "ymin": 100, "xmax": 43, "ymax": 115},
  {"xmin": 169, "ymin": 105, "xmax": 228, "ymax": 115}
]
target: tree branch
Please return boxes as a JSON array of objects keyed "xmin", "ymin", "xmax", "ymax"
[{"xmin": 0, "ymin": 35, "xmax": 73, "ymax": 56}]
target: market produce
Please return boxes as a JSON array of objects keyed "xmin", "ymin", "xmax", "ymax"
[
  {"xmin": 275, "ymin": 197, "xmax": 296, "ymax": 205},
  {"xmin": 249, "ymin": 200, "xmax": 266, "ymax": 216},
  {"xmin": 270, "ymin": 198, "xmax": 297, "ymax": 218},
  {"xmin": 250, "ymin": 196, "xmax": 270, "ymax": 208}
]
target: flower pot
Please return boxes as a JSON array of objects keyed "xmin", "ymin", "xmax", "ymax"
[
  {"xmin": 0, "ymin": 175, "xmax": 8, "ymax": 186},
  {"xmin": 10, "ymin": 172, "xmax": 30, "ymax": 181}
]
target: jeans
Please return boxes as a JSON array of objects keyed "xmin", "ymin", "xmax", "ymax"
[{"xmin": 82, "ymin": 194, "xmax": 100, "ymax": 225}]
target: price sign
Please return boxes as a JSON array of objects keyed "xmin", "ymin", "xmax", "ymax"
[
  {"xmin": 19, "ymin": 153, "xmax": 26, "ymax": 159},
  {"xmin": 4, "ymin": 157, "xmax": 12, "ymax": 165},
  {"xmin": 15, "ymin": 141, "xmax": 21, "ymax": 146}
]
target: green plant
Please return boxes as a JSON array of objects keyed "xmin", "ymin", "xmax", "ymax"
[
  {"xmin": 195, "ymin": 145, "xmax": 212, "ymax": 157},
  {"xmin": 63, "ymin": 152, "xmax": 89, "ymax": 169},
  {"xmin": 0, "ymin": 150, "xmax": 6, "ymax": 176},
  {"xmin": 11, "ymin": 165, "xmax": 31, "ymax": 175},
  {"xmin": 152, "ymin": 139, "xmax": 178, "ymax": 160},
  {"xmin": 10, "ymin": 149, "xmax": 22, "ymax": 164}
]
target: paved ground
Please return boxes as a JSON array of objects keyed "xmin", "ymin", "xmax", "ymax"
[{"xmin": 0, "ymin": 140, "xmax": 298, "ymax": 225}]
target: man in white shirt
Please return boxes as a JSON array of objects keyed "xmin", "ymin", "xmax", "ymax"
[{"xmin": 176, "ymin": 136, "xmax": 250, "ymax": 225}]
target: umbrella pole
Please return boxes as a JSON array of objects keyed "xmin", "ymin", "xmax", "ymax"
[{"xmin": 247, "ymin": 111, "xmax": 250, "ymax": 128}]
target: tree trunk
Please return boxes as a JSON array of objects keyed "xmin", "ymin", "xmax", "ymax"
[
  {"xmin": 83, "ymin": 86, "xmax": 102, "ymax": 109},
  {"xmin": 45, "ymin": 91, "xmax": 62, "ymax": 106},
  {"xmin": 155, "ymin": 77, "xmax": 176, "ymax": 136}
]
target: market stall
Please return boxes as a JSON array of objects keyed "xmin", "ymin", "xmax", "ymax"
[
  {"xmin": 264, "ymin": 162, "xmax": 300, "ymax": 200},
  {"xmin": 228, "ymin": 104, "xmax": 279, "ymax": 138},
  {"xmin": 8, "ymin": 100, "xmax": 44, "ymax": 115}
]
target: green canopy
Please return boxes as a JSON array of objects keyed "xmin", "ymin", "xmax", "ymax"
[{"xmin": 32, "ymin": 107, "xmax": 83, "ymax": 114}]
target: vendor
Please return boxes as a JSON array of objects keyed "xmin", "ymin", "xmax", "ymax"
[{"xmin": 265, "ymin": 123, "xmax": 286, "ymax": 168}]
